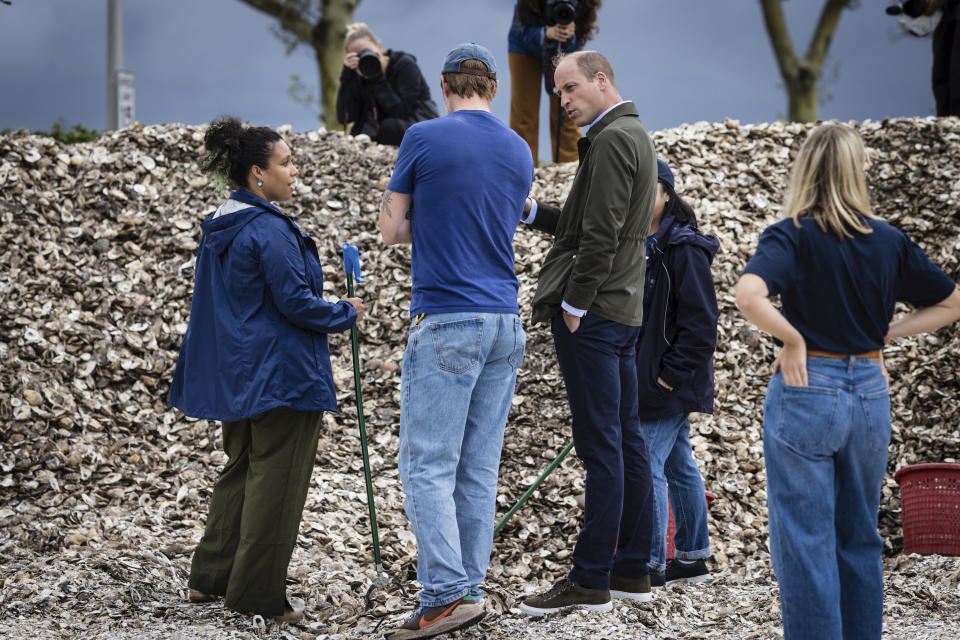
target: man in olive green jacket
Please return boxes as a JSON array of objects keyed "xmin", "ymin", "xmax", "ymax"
[{"xmin": 518, "ymin": 50, "xmax": 658, "ymax": 616}]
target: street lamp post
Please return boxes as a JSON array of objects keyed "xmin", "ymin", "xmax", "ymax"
[{"xmin": 106, "ymin": 0, "xmax": 134, "ymax": 130}]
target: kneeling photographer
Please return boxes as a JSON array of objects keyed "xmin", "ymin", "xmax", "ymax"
[
  {"xmin": 508, "ymin": 0, "xmax": 602, "ymax": 163},
  {"xmin": 336, "ymin": 23, "xmax": 438, "ymax": 146}
]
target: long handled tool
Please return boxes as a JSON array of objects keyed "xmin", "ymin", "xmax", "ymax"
[
  {"xmin": 494, "ymin": 438, "xmax": 575, "ymax": 536},
  {"xmin": 342, "ymin": 243, "xmax": 399, "ymax": 608}
]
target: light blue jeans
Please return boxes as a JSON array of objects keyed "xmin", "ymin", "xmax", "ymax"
[
  {"xmin": 398, "ymin": 312, "xmax": 525, "ymax": 608},
  {"xmin": 763, "ymin": 357, "xmax": 890, "ymax": 640},
  {"xmin": 641, "ymin": 413, "xmax": 710, "ymax": 572}
]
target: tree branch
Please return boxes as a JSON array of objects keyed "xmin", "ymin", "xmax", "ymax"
[
  {"xmin": 238, "ymin": 0, "xmax": 314, "ymax": 45},
  {"xmin": 803, "ymin": 0, "xmax": 849, "ymax": 69},
  {"xmin": 759, "ymin": 0, "xmax": 798, "ymax": 82}
]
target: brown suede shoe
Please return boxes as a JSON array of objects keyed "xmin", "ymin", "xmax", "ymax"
[
  {"xmin": 272, "ymin": 596, "xmax": 305, "ymax": 624},
  {"xmin": 188, "ymin": 588, "xmax": 217, "ymax": 603},
  {"xmin": 610, "ymin": 573, "xmax": 653, "ymax": 602},
  {"xmin": 518, "ymin": 578, "xmax": 612, "ymax": 616}
]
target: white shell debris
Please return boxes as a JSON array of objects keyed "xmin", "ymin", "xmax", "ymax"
[{"xmin": 0, "ymin": 117, "xmax": 958, "ymax": 639}]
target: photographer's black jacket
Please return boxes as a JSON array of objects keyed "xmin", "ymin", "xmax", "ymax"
[{"xmin": 336, "ymin": 49, "xmax": 438, "ymax": 144}]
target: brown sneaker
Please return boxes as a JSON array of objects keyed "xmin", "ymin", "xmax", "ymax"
[
  {"xmin": 385, "ymin": 596, "xmax": 485, "ymax": 639},
  {"xmin": 518, "ymin": 578, "xmax": 612, "ymax": 616},
  {"xmin": 610, "ymin": 573, "xmax": 653, "ymax": 602},
  {"xmin": 187, "ymin": 588, "xmax": 217, "ymax": 603},
  {"xmin": 272, "ymin": 596, "xmax": 305, "ymax": 624}
]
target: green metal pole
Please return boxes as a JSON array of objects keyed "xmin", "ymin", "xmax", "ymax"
[
  {"xmin": 494, "ymin": 438, "xmax": 575, "ymax": 536},
  {"xmin": 347, "ymin": 273, "xmax": 383, "ymax": 571}
]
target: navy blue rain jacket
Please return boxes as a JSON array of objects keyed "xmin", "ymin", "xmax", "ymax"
[
  {"xmin": 636, "ymin": 214, "xmax": 720, "ymax": 420},
  {"xmin": 169, "ymin": 190, "xmax": 357, "ymax": 421}
]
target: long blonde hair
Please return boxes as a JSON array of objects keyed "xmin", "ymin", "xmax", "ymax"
[
  {"xmin": 344, "ymin": 22, "xmax": 380, "ymax": 50},
  {"xmin": 782, "ymin": 123, "xmax": 876, "ymax": 239}
]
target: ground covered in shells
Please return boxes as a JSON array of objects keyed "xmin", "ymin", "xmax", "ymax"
[{"xmin": 1, "ymin": 116, "xmax": 959, "ymax": 639}]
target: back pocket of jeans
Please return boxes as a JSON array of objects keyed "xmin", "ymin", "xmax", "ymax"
[
  {"xmin": 859, "ymin": 387, "xmax": 891, "ymax": 453},
  {"xmin": 507, "ymin": 318, "xmax": 526, "ymax": 371},
  {"xmin": 776, "ymin": 385, "xmax": 841, "ymax": 452},
  {"xmin": 430, "ymin": 318, "xmax": 483, "ymax": 374}
]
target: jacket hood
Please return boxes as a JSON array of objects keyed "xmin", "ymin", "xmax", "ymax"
[
  {"xmin": 388, "ymin": 49, "xmax": 418, "ymax": 65},
  {"xmin": 200, "ymin": 190, "xmax": 284, "ymax": 255},
  {"xmin": 652, "ymin": 214, "xmax": 720, "ymax": 263}
]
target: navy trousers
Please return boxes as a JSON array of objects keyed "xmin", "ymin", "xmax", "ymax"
[{"xmin": 551, "ymin": 312, "xmax": 654, "ymax": 589}]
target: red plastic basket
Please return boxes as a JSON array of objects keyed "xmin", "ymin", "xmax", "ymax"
[
  {"xmin": 893, "ymin": 463, "xmax": 960, "ymax": 556},
  {"xmin": 666, "ymin": 490, "xmax": 715, "ymax": 559}
]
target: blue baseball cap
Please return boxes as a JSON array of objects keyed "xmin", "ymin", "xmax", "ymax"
[
  {"xmin": 657, "ymin": 159, "xmax": 675, "ymax": 189},
  {"xmin": 441, "ymin": 42, "xmax": 497, "ymax": 79}
]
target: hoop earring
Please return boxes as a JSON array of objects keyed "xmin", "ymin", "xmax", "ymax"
[{"xmin": 257, "ymin": 178, "xmax": 263, "ymax": 187}]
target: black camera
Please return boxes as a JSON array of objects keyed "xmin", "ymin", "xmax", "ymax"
[
  {"xmin": 544, "ymin": 0, "xmax": 578, "ymax": 25},
  {"xmin": 885, "ymin": 0, "xmax": 930, "ymax": 18},
  {"xmin": 358, "ymin": 49, "xmax": 381, "ymax": 77}
]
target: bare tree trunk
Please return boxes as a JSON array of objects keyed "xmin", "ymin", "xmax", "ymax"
[
  {"xmin": 316, "ymin": 0, "xmax": 359, "ymax": 130},
  {"xmin": 237, "ymin": 0, "xmax": 359, "ymax": 128},
  {"xmin": 759, "ymin": 0, "xmax": 849, "ymax": 122}
]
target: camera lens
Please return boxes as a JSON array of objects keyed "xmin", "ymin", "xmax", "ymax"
[
  {"xmin": 358, "ymin": 49, "xmax": 380, "ymax": 77},
  {"xmin": 546, "ymin": 0, "xmax": 578, "ymax": 25}
]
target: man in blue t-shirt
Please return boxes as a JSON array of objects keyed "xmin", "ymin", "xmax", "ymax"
[{"xmin": 379, "ymin": 42, "xmax": 533, "ymax": 639}]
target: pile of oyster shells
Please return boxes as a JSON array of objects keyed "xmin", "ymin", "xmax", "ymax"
[{"xmin": 1, "ymin": 116, "xmax": 958, "ymax": 639}]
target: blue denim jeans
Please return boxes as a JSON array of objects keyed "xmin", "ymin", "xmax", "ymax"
[
  {"xmin": 763, "ymin": 357, "xmax": 890, "ymax": 640},
  {"xmin": 641, "ymin": 413, "xmax": 710, "ymax": 572},
  {"xmin": 551, "ymin": 313, "xmax": 653, "ymax": 589},
  {"xmin": 398, "ymin": 312, "xmax": 525, "ymax": 608}
]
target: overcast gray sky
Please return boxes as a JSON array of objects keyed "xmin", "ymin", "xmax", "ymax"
[{"xmin": 0, "ymin": 1, "xmax": 938, "ymax": 161}]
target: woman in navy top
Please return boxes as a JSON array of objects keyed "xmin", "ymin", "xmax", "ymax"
[
  {"xmin": 735, "ymin": 123, "xmax": 960, "ymax": 640},
  {"xmin": 170, "ymin": 117, "xmax": 363, "ymax": 622}
]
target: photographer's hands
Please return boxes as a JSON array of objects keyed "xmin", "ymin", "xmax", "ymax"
[
  {"xmin": 545, "ymin": 22, "xmax": 575, "ymax": 42},
  {"xmin": 344, "ymin": 52, "xmax": 360, "ymax": 70}
]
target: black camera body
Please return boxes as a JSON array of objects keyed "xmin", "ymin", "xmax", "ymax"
[
  {"xmin": 886, "ymin": 0, "xmax": 930, "ymax": 18},
  {"xmin": 358, "ymin": 49, "xmax": 381, "ymax": 77},
  {"xmin": 544, "ymin": 0, "xmax": 578, "ymax": 25}
]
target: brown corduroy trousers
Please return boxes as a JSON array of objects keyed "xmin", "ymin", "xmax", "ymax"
[{"xmin": 509, "ymin": 51, "xmax": 581, "ymax": 164}]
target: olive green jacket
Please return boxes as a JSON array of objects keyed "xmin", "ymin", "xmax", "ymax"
[{"xmin": 529, "ymin": 102, "xmax": 657, "ymax": 326}]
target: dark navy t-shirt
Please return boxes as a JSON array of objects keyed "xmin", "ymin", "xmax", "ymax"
[
  {"xmin": 743, "ymin": 216, "xmax": 955, "ymax": 353},
  {"xmin": 387, "ymin": 110, "xmax": 534, "ymax": 316}
]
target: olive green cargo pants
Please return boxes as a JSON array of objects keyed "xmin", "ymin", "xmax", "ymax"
[{"xmin": 187, "ymin": 406, "xmax": 323, "ymax": 616}]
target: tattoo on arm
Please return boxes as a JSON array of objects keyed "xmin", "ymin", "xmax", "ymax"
[{"xmin": 380, "ymin": 191, "xmax": 394, "ymax": 219}]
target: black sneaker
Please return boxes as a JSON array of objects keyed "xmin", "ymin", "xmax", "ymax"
[
  {"xmin": 385, "ymin": 596, "xmax": 485, "ymax": 639},
  {"xmin": 609, "ymin": 573, "xmax": 653, "ymax": 602},
  {"xmin": 664, "ymin": 558, "xmax": 710, "ymax": 584},
  {"xmin": 518, "ymin": 578, "xmax": 612, "ymax": 616},
  {"xmin": 649, "ymin": 572, "xmax": 666, "ymax": 588}
]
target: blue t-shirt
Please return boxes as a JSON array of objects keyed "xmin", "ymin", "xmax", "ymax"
[
  {"xmin": 387, "ymin": 110, "xmax": 534, "ymax": 316},
  {"xmin": 743, "ymin": 216, "xmax": 955, "ymax": 353}
]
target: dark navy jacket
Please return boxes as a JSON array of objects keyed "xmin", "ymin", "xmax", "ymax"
[
  {"xmin": 636, "ymin": 214, "xmax": 720, "ymax": 420},
  {"xmin": 169, "ymin": 190, "xmax": 356, "ymax": 421}
]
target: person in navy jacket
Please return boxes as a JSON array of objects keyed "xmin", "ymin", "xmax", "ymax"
[
  {"xmin": 636, "ymin": 160, "xmax": 719, "ymax": 587},
  {"xmin": 169, "ymin": 116, "xmax": 363, "ymax": 622}
]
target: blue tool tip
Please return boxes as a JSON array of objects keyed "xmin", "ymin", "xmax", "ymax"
[{"xmin": 342, "ymin": 242, "xmax": 365, "ymax": 283}]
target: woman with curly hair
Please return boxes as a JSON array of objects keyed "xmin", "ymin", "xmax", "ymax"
[
  {"xmin": 170, "ymin": 116, "xmax": 363, "ymax": 623},
  {"xmin": 508, "ymin": 0, "xmax": 601, "ymax": 163}
]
